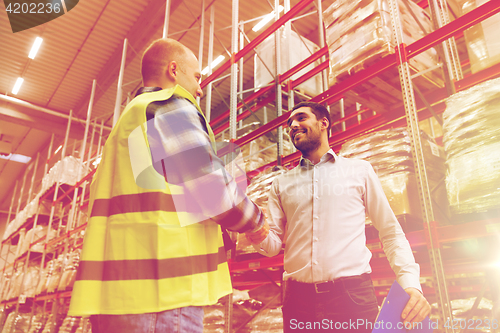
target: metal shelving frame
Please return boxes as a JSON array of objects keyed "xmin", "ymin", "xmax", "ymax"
[
  {"xmin": 198, "ymin": 0, "xmax": 500, "ymax": 331},
  {"xmin": 2, "ymin": 0, "xmax": 500, "ymax": 332},
  {"xmin": 0, "ymin": 78, "xmax": 103, "ymax": 333}
]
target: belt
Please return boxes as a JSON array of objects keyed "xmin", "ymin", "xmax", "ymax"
[{"xmin": 288, "ymin": 273, "xmax": 371, "ymax": 294}]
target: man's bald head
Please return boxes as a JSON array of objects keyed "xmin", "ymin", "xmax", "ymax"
[{"xmin": 141, "ymin": 38, "xmax": 190, "ymax": 84}]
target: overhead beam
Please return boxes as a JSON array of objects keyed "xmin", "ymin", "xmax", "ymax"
[{"xmin": 0, "ymin": 101, "xmax": 87, "ymax": 140}]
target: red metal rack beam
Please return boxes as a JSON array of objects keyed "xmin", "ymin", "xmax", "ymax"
[
  {"xmin": 264, "ymin": 59, "xmax": 500, "ymax": 170},
  {"xmin": 212, "ymin": 95, "xmax": 275, "ymax": 135},
  {"xmin": 53, "ymin": 168, "xmax": 97, "ymax": 206},
  {"xmin": 242, "ymin": 58, "xmax": 500, "ymax": 175},
  {"xmin": 210, "ymin": 85, "xmax": 274, "ymax": 128},
  {"xmin": 311, "ymin": 1, "xmax": 500, "ymax": 107},
  {"xmin": 417, "ymin": 0, "xmax": 428, "ymax": 8},
  {"xmin": 290, "ymin": 61, "xmax": 329, "ymax": 90},
  {"xmin": 200, "ymin": 0, "xmax": 315, "ymax": 89},
  {"xmin": 234, "ymin": 109, "xmax": 290, "ymax": 147},
  {"xmin": 210, "ymin": 46, "xmax": 328, "ymax": 129},
  {"xmin": 281, "ymin": 46, "xmax": 329, "ymax": 84},
  {"xmin": 311, "ymin": 54, "xmax": 399, "ymax": 105},
  {"xmin": 408, "ymin": 0, "xmax": 500, "ymax": 59}
]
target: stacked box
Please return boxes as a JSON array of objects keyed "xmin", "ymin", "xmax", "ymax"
[
  {"xmin": 443, "ymin": 77, "xmax": 500, "ymax": 215},
  {"xmin": 340, "ymin": 127, "xmax": 449, "ymax": 227},
  {"xmin": 462, "ymin": 0, "xmax": 500, "ymax": 74},
  {"xmin": 254, "ymin": 29, "xmax": 322, "ymax": 97},
  {"xmin": 323, "ymin": 0, "xmax": 440, "ymax": 86}
]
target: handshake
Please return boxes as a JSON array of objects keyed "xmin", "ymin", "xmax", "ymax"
[{"xmin": 245, "ymin": 220, "xmax": 270, "ymax": 244}]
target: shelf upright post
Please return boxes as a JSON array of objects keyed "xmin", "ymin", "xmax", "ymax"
[
  {"xmin": 205, "ymin": 5, "xmax": 215, "ymax": 122},
  {"xmin": 96, "ymin": 120, "xmax": 105, "ymax": 159},
  {"xmin": 229, "ymin": 0, "xmax": 238, "ymax": 144},
  {"xmin": 113, "ymin": 39, "xmax": 128, "ymax": 128},
  {"xmin": 388, "ymin": 0, "xmax": 454, "ymax": 330},
  {"xmin": 15, "ymin": 162, "xmax": 30, "ymax": 219},
  {"xmin": 68, "ymin": 80, "xmax": 95, "ymax": 232},
  {"xmin": 162, "ymin": 0, "xmax": 171, "ymax": 38},
  {"xmin": 197, "ymin": 0, "xmax": 205, "ymax": 107},
  {"xmin": 316, "ymin": 0, "xmax": 328, "ymax": 93},
  {"xmin": 72, "ymin": 119, "xmax": 97, "ymax": 232},
  {"xmin": 284, "ymin": 0, "xmax": 294, "ymax": 145},
  {"xmin": 428, "ymin": 0, "xmax": 463, "ymax": 87},
  {"xmin": 46, "ymin": 134, "xmax": 55, "ymax": 176},
  {"xmin": 275, "ymin": 0, "xmax": 283, "ymax": 166},
  {"xmin": 223, "ymin": 1, "xmax": 239, "ymax": 331},
  {"xmin": 239, "ymin": 21, "xmax": 244, "ymax": 129},
  {"xmin": 27, "ymin": 153, "xmax": 40, "ymax": 203},
  {"xmin": 339, "ymin": 98, "xmax": 346, "ymax": 132},
  {"xmin": 4, "ymin": 181, "xmax": 18, "ymax": 244}
]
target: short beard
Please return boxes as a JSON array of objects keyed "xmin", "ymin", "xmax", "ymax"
[
  {"xmin": 294, "ymin": 138, "xmax": 321, "ymax": 154},
  {"xmin": 293, "ymin": 128, "xmax": 322, "ymax": 154}
]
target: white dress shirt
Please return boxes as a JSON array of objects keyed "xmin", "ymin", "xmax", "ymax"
[{"xmin": 255, "ymin": 149, "xmax": 421, "ymax": 291}]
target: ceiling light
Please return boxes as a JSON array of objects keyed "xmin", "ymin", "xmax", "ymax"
[
  {"xmin": 54, "ymin": 145, "xmax": 62, "ymax": 155},
  {"xmin": 28, "ymin": 37, "xmax": 43, "ymax": 59},
  {"xmin": 201, "ymin": 55, "xmax": 226, "ymax": 75},
  {"xmin": 252, "ymin": 6, "xmax": 284, "ymax": 32},
  {"xmin": 0, "ymin": 154, "xmax": 32, "ymax": 164},
  {"xmin": 12, "ymin": 77, "xmax": 24, "ymax": 95}
]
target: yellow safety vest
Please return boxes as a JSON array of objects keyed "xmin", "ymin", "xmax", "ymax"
[{"xmin": 68, "ymin": 85, "xmax": 232, "ymax": 316}]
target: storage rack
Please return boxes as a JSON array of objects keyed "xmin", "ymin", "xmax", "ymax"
[
  {"xmin": 0, "ymin": 0, "xmax": 499, "ymax": 332},
  {"xmin": 199, "ymin": 0, "xmax": 500, "ymax": 332},
  {"xmin": 0, "ymin": 80, "xmax": 104, "ymax": 333}
]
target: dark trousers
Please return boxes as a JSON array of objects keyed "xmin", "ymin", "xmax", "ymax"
[{"xmin": 282, "ymin": 274, "xmax": 379, "ymax": 332}]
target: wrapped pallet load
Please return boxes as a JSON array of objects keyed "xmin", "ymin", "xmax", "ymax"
[
  {"xmin": 254, "ymin": 30, "xmax": 322, "ymax": 97},
  {"xmin": 443, "ymin": 77, "xmax": 500, "ymax": 216},
  {"xmin": 323, "ymin": 0, "xmax": 440, "ymax": 86},
  {"xmin": 461, "ymin": 0, "xmax": 500, "ymax": 74},
  {"xmin": 340, "ymin": 127, "xmax": 449, "ymax": 232}
]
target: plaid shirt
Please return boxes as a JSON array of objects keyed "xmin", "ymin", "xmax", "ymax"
[{"xmin": 139, "ymin": 87, "xmax": 264, "ymax": 233}]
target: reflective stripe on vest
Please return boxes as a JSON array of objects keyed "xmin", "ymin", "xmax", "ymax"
[{"xmin": 68, "ymin": 86, "xmax": 232, "ymax": 316}]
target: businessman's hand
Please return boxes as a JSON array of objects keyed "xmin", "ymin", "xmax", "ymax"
[
  {"xmin": 245, "ymin": 220, "xmax": 269, "ymax": 244},
  {"xmin": 402, "ymin": 287, "xmax": 431, "ymax": 329}
]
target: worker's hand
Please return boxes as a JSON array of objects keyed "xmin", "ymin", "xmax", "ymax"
[
  {"xmin": 245, "ymin": 220, "xmax": 269, "ymax": 244},
  {"xmin": 402, "ymin": 287, "xmax": 431, "ymax": 329}
]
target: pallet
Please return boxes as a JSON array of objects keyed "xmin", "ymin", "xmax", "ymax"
[{"xmin": 329, "ymin": 50, "xmax": 444, "ymax": 114}]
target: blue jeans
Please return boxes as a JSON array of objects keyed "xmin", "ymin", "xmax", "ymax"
[
  {"xmin": 90, "ymin": 306, "xmax": 204, "ymax": 333},
  {"xmin": 283, "ymin": 274, "xmax": 379, "ymax": 332}
]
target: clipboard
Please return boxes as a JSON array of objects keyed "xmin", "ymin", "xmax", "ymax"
[{"xmin": 372, "ymin": 281, "xmax": 434, "ymax": 332}]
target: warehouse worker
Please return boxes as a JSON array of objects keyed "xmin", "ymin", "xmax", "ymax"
[
  {"xmin": 248, "ymin": 102, "xmax": 430, "ymax": 332},
  {"xmin": 68, "ymin": 38, "xmax": 268, "ymax": 333}
]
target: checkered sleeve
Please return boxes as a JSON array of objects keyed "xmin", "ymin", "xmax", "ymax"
[{"xmin": 147, "ymin": 96, "xmax": 264, "ymax": 232}]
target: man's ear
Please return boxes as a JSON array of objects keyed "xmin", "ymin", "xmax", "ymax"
[
  {"xmin": 320, "ymin": 117, "xmax": 329, "ymax": 130},
  {"xmin": 167, "ymin": 61, "xmax": 178, "ymax": 79}
]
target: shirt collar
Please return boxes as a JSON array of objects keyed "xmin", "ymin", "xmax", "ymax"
[
  {"xmin": 135, "ymin": 86, "xmax": 162, "ymax": 97},
  {"xmin": 299, "ymin": 149, "xmax": 337, "ymax": 167}
]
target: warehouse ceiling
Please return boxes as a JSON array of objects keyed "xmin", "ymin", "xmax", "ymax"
[{"xmin": 0, "ymin": 0, "xmax": 324, "ymax": 216}]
